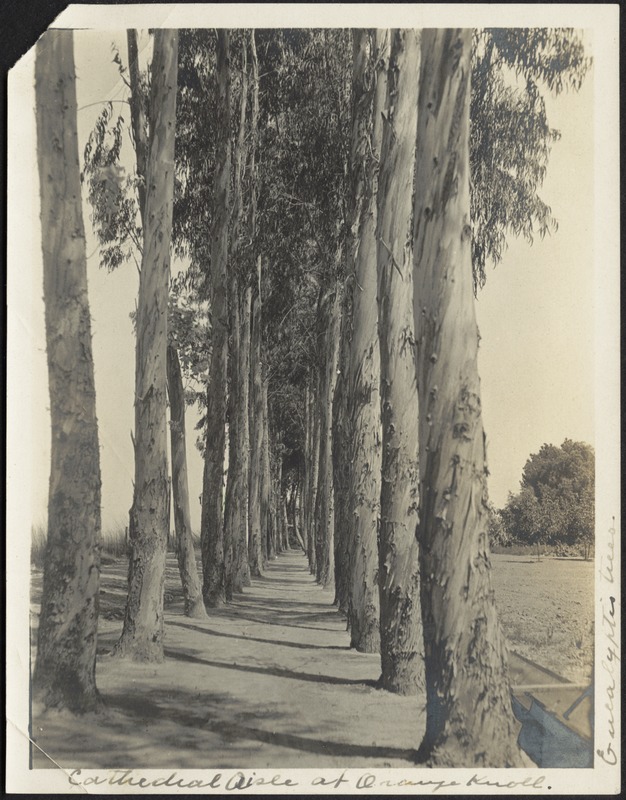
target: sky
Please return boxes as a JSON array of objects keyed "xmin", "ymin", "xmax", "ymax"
[{"xmin": 14, "ymin": 26, "xmax": 595, "ymax": 533}]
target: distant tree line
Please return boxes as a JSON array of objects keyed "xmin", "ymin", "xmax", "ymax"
[{"xmin": 488, "ymin": 439, "xmax": 595, "ymax": 559}]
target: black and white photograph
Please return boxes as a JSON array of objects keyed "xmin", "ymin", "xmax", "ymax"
[{"xmin": 5, "ymin": 3, "xmax": 620, "ymax": 794}]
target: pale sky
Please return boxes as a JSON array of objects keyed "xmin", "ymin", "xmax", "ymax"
[{"xmin": 15, "ymin": 26, "xmax": 595, "ymax": 533}]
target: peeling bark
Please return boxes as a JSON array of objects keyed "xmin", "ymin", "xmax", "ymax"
[
  {"xmin": 376, "ymin": 28, "xmax": 426, "ymax": 700},
  {"xmin": 33, "ymin": 29, "xmax": 102, "ymax": 711},
  {"xmin": 115, "ymin": 30, "xmax": 178, "ymax": 660},
  {"xmin": 345, "ymin": 28, "xmax": 387, "ymax": 653},
  {"xmin": 413, "ymin": 28, "xmax": 522, "ymax": 767}
]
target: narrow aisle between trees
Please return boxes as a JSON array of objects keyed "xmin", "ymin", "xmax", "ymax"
[{"xmin": 31, "ymin": 551, "xmax": 425, "ymax": 769}]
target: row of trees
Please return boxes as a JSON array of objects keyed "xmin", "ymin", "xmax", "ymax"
[{"xmin": 33, "ymin": 27, "xmax": 589, "ymax": 767}]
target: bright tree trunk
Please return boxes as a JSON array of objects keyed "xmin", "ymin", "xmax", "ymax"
[
  {"xmin": 201, "ymin": 30, "xmax": 231, "ymax": 608},
  {"xmin": 345, "ymin": 28, "xmax": 387, "ymax": 653},
  {"xmin": 413, "ymin": 28, "xmax": 521, "ymax": 766},
  {"xmin": 115, "ymin": 29, "xmax": 178, "ymax": 661},
  {"xmin": 166, "ymin": 344, "xmax": 206, "ymax": 618},
  {"xmin": 127, "ymin": 29, "xmax": 203, "ymax": 619},
  {"xmin": 33, "ymin": 29, "xmax": 102, "ymax": 711},
  {"xmin": 223, "ymin": 45, "xmax": 250, "ymax": 598},
  {"xmin": 375, "ymin": 28, "xmax": 426, "ymax": 699},
  {"xmin": 223, "ymin": 274, "xmax": 240, "ymax": 601},
  {"xmin": 315, "ymin": 284, "xmax": 341, "ymax": 589}
]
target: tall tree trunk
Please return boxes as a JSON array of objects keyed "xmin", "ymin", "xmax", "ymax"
[
  {"xmin": 276, "ymin": 453, "xmax": 285, "ymax": 552},
  {"xmin": 115, "ymin": 29, "xmax": 178, "ymax": 661},
  {"xmin": 302, "ymin": 387, "xmax": 311, "ymax": 554},
  {"xmin": 246, "ymin": 32, "xmax": 263, "ymax": 579},
  {"xmin": 332, "ymin": 297, "xmax": 351, "ymax": 614},
  {"xmin": 375, "ymin": 28, "xmax": 426, "ymax": 699},
  {"xmin": 307, "ymin": 380, "xmax": 320, "ymax": 575},
  {"xmin": 236, "ymin": 286, "xmax": 253, "ymax": 587},
  {"xmin": 127, "ymin": 29, "xmax": 203, "ymax": 618},
  {"xmin": 201, "ymin": 30, "xmax": 231, "ymax": 608},
  {"xmin": 167, "ymin": 344, "xmax": 207, "ymax": 618},
  {"xmin": 413, "ymin": 29, "xmax": 521, "ymax": 767},
  {"xmin": 345, "ymin": 28, "xmax": 387, "ymax": 653},
  {"xmin": 223, "ymin": 277, "xmax": 240, "ymax": 601},
  {"xmin": 315, "ymin": 284, "xmax": 342, "ymax": 589},
  {"xmin": 33, "ymin": 29, "xmax": 102, "ymax": 711},
  {"xmin": 224, "ymin": 40, "xmax": 250, "ymax": 599},
  {"xmin": 248, "ymin": 269, "xmax": 264, "ymax": 577},
  {"xmin": 262, "ymin": 376, "xmax": 274, "ymax": 560}
]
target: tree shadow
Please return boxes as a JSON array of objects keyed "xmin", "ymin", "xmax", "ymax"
[
  {"xmin": 169, "ymin": 620, "xmax": 348, "ymax": 651},
  {"xmin": 102, "ymin": 688, "xmax": 420, "ymax": 765},
  {"xmin": 163, "ymin": 648, "xmax": 378, "ymax": 688}
]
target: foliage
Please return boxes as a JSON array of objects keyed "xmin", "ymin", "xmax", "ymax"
[
  {"xmin": 501, "ymin": 439, "xmax": 595, "ymax": 557},
  {"xmin": 486, "ymin": 503, "xmax": 512, "ymax": 548},
  {"xmin": 470, "ymin": 29, "xmax": 592, "ymax": 291}
]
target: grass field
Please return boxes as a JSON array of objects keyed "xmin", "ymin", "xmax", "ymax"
[{"xmin": 490, "ymin": 553, "xmax": 594, "ymax": 684}]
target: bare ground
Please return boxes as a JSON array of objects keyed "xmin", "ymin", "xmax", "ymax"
[{"xmin": 29, "ymin": 550, "xmax": 594, "ymax": 769}]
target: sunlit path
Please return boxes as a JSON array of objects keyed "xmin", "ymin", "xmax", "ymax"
[{"xmin": 31, "ymin": 551, "xmax": 425, "ymax": 769}]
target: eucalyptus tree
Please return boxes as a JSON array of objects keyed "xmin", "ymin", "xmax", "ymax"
[
  {"xmin": 82, "ymin": 31, "xmax": 206, "ymax": 622},
  {"xmin": 412, "ymin": 27, "xmax": 590, "ymax": 766},
  {"xmin": 342, "ymin": 28, "xmax": 387, "ymax": 651},
  {"xmin": 114, "ymin": 29, "xmax": 179, "ymax": 660},
  {"xmin": 200, "ymin": 29, "xmax": 232, "ymax": 607},
  {"xmin": 33, "ymin": 29, "xmax": 102, "ymax": 711},
  {"xmin": 375, "ymin": 28, "xmax": 425, "ymax": 697}
]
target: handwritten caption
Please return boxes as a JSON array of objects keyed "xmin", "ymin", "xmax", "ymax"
[
  {"xmin": 67, "ymin": 769, "xmax": 550, "ymax": 792},
  {"xmin": 597, "ymin": 518, "xmax": 620, "ymax": 767}
]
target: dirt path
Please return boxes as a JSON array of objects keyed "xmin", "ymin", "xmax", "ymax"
[{"xmin": 32, "ymin": 551, "xmax": 425, "ymax": 769}]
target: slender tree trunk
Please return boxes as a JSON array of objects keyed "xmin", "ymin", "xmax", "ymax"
[
  {"xmin": 127, "ymin": 30, "xmax": 203, "ymax": 619},
  {"xmin": 262, "ymin": 377, "xmax": 274, "ymax": 560},
  {"xmin": 276, "ymin": 454, "xmax": 285, "ymax": 552},
  {"xmin": 290, "ymin": 482, "xmax": 304, "ymax": 550},
  {"xmin": 223, "ymin": 276, "xmax": 240, "ymax": 601},
  {"xmin": 236, "ymin": 286, "xmax": 253, "ymax": 587},
  {"xmin": 33, "ymin": 29, "xmax": 102, "ymax": 711},
  {"xmin": 315, "ymin": 284, "xmax": 342, "ymax": 589},
  {"xmin": 413, "ymin": 29, "xmax": 521, "ymax": 767},
  {"xmin": 308, "ymin": 373, "xmax": 321, "ymax": 575},
  {"xmin": 345, "ymin": 28, "xmax": 387, "ymax": 653},
  {"xmin": 375, "ymin": 28, "xmax": 426, "ymax": 699},
  {"xmin": 248, "ymin": 269, "xmax": 264, "ymax": 577},
  {"xmin": 302, "ymin": 388, "xmax": 311, "ymax": 554},
  {"xmin": 166, "ymin": 345, "xmax": 206, "ymax": 618},
  {"xmin": 332, "ymin": 296, "xmax": 352, "ymax": 614},
  {"xmin": 224, "ymin": 43, "xmax": 250, "ymax": 598},
  {"xmin": 201, "ymin": 30, "xmax": 231, "ymax": 608},
  {"xmin": 246, "ymin": 32, "xmax": 263, "ymax": 579},
  {"xmin": 115, "ymin": 30, "xmax": 178, "ymax": 661}
]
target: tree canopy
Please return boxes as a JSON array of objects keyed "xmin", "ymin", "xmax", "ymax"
[{"xmin": 501, "ymin": 439, "xmax": 595, "ymax": 556}]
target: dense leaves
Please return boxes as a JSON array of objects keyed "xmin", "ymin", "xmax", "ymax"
[{"xmin": 501, "ymin": 439, "xmax": 595, "ymax": 556}]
